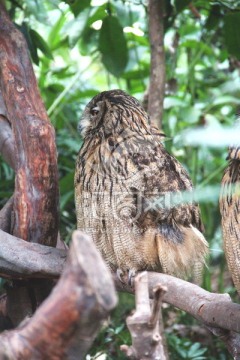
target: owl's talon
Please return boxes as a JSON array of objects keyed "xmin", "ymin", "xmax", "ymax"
[
  {"xmin": 128, "ymin": 269, "xmax": 136, "ymax": 286},
  {"xmin": 116, "ymin": 268, "xmax": 125, "ymax": 283}
]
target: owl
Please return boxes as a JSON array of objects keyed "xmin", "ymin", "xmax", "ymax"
[
  {"xmin": 75, "ymin": 90, "xmax": 208, "ymax": 283},
  {"xmin": 220, "ymin": 144, "xmax": 240, "ymax": 296}
]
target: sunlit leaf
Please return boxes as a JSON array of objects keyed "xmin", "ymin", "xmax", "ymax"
[
  {"xmin": 48, "ymin": 13, "xmax": 66, "ymax": 49},
  {"xmin": 63, "ymin": 9, "xmax": 89, "ymax": 48},
  {"xmin": 181, "ymin": 125, "xmax": 240, "ymax": 147},
  {"xmin": 99, "ymin": 15, "xmax": 128, "ymax": 77}
]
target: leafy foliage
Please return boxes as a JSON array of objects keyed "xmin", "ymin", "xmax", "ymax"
[{"xmin": 2, "ymin": 0, "xmax": 240, "ymax": 358}]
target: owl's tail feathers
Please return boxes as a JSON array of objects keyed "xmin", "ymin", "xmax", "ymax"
[{"xmin": 156, "ymin": 225, "xmax": 209, "ymax": 281}]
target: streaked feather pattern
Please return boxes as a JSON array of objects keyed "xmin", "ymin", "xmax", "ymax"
[
  {"xmin": 220, "ymin": 146, "xmax": 240, "ymax": 295},
  {"xmin": 75, "ymin": 90, "xmax": 208, "ymax": 280}
]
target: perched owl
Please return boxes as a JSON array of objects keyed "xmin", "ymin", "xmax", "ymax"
[
  {"xmin": 75, "ymin": 90, "xmax": 208, "ymax": 283},
  {"xmin": 220, "ymin": 144, "xmax": 240, "ymax": 296}
]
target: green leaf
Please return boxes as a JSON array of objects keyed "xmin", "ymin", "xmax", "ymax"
[
  {"xmin": 18, "ymin": 22, "xmax": 39, "ymax": 65},
  {"xmin": 64, "ymin": 0, "xmax": 91, "ymax": 17},
  {"xmin": 48, "ymin": 13, "xmax": 66, "ymax": 49},
  {"xmin": 224, "ymin": 12, "xmax": 240, "ymax": 59},
  {"xmin": 29, "ymin": 29, "xmax": 53, "ymax": 60},
  {"xmin": 114, "ymin": 0, "xmax": 140, "ymax": 27},
  {"xmin": 174, "ymin": 0, "xmax": 191, "ymax": 13},
  {"xmin": 205, "ymin": 5, "xmax": 222, "ymax": 30},
  {"xmin": 99, "ymin": 15, "xmax": 128, "ymax": 77},
  {"xmin": 64, "ymin": 9, "xmax": 89, "ymax": 48}
]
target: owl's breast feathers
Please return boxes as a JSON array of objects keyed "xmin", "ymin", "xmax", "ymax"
[{"xmin": 75, "ymin": 124, "xmax": 208, "ymax": 280}]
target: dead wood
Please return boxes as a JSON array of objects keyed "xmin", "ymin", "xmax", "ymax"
[
  {"xmin": 121, "ymin": 272, "xmax": 167, "ymax": 359},
  {"xmin": 114, "ymin": 272, "xmax": 240, "ymax": 334},
  {"xmin": 0, "ymin": 229, "xmax": 239, "ymax": 355},
  {"xmin": 0, "ymin": 231, "xmax": 239, "ymax": 336},
  {"xmin": 0, "ymin": 2, "xmax": 59, "ymax": 247},
  {"xmin": 0, "ymin": 231, "xmax": 118, "ymax": 359},
  {"xmin": 148, "ymin": 0, "xmax": 165, "ymax": 128},
  {"xmin": 0, "ymin": 229, "xmax": 66, "ymax": 279}
]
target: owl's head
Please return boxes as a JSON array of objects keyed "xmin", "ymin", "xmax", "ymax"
[{"xmin": 78, "ymin": 89, "xmax": 151, "ymax": 138}]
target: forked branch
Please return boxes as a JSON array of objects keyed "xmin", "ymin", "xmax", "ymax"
[
  {"xmin": 121, "ymin": 272, "xmax": 167, "ymax": 359},
  {"xmin": 0, "ymin": 231, "xmax": 117, "ymax": 359}
]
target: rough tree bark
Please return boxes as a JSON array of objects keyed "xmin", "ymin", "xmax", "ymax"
[
  {"xmin": 0, "ymin": 1, "xmax": 59, "ymax": 327},
  {"xmin": 0, "ymin": 91, "xmax": 15, "ymax": 170},
  {"xmin": 147, "ymin": 0, "xmax": 165, "ymax": 129},
  {"xmin": 0, "ymin": 2, "xmax": 59, "ymax": 246},
  {"xmin": 0, "ymin": 231, "xmax": 117, "ymax": 360}
]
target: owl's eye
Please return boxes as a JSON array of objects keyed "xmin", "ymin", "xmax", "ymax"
[{"xmin": 90, "ymin": 106, "xmax": 99, "ymax": 116}]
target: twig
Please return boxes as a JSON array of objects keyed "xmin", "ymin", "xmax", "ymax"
[
  {"xmin": 0, "ymin": 231, "xmax": 117, "ymax": 359},
  {"xmin": 121, "ymin": 272, "xmax": 167, "ymax": 359},
  {"xmin": 148, "ymin": 0, "xmax": 165, "ymax": 129}
]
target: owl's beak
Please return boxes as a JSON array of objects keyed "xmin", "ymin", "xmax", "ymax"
[{"xmin": 77, "ymin": 122, "xmax": 83, "ymax": 134}]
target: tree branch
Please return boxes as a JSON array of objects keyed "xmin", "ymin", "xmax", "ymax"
[
  {"xmin": 0, "ymin": 3, "xmax": 59, "ymax": 247},
  {"xmin": 148, "ymin": 0, "xmax": 165, "ymax": 129},
  {"xmin": 121, "ymin": 272, "xmax": 167, "ymax": 359},
  {"xmin": 0, "ymin": 231, "xmax": 117, "ymax": 359},
  {"xmin": 0, "ymin": 229, "xmax": 66, "ymax": 279},
  {"xmin": 114, "ymin": 272, "xmax": 240, "ymax": 334},
  {"xmin": 0, "ymin": 228, "xmax": 239, "ymax": 356}
]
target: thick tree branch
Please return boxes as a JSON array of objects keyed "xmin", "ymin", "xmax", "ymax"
[
  {"xmin": 0, "ymin": 3, "xmax": 59, "ymax": 246},
  {"xmin": 0, "ymin": 229, "xmax": 66, "ymax": 279},
  {"xmin": 0, "ymin": 231, "xmax": 117, "ymax": 359},
  {"xmin": 148, "ymin": 0, "xmax": 165, "ymax": 129},
  {"xmin": 0, "ymin": 227, "xmax": 240, "ymax": 357},
  {"xmin": 114, "ymin": 273, "xmax": 240, "ymax": 334}
]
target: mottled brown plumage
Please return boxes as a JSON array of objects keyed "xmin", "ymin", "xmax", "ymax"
[
  {"xmin": 75, "ymin": 90, "xmax": 208, "ymax": 281},
  {"xmin": 220, "ymin": 145, "xmax": 240, "ymax": 295}
]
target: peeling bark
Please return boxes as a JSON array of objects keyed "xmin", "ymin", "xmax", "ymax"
[{"xmin": 0, "ymin": 3, "xmax": 59, "ymax": 247}]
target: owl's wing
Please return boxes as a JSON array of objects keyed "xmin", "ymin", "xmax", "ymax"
[{"xmin": 132, "ymin": 140, "xmax": 208, "ymax": 279}]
